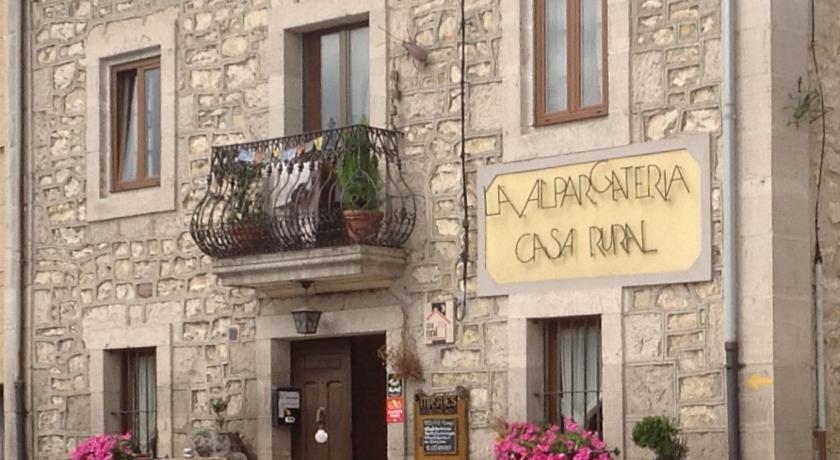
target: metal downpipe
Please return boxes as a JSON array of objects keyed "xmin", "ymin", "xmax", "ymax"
[
  {"xmin": 721, "ymin": 0, "xmax": 740, "ymax": 458},
  {"xmin": 4, "ymin": 1, "xmax": 26, "ymax": 460}
]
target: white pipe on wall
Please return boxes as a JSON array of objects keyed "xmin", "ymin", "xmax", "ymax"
[
  {"xmin": 3, "ymin": 1, "xmax": 24, "ymax": 459},
  {"xmin": 721, "ymin": 0, "xmax": 740, "ymax": 458}
]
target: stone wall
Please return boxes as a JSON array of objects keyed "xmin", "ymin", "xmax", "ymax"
[
  {"xmin": 24, "ymin": 1, "xmax": 731, "ymax": 460},
  {"xmin": 26, "ymin": 0, "xmax": 508, "ymax": 457},
  {"xmin": 624, "ymin": 0, "xmax": 726, "ymax": 458},
  {"xmin": 389, "ymin": 0, "xmax": 505, "ymax": 457},
  {"xmin": 814, "ymin": 0, "xmax": 840, "ymax": 456},
  {"xmin": 29, "ymin": 0, "xmax": 269, "ymax": 456}
]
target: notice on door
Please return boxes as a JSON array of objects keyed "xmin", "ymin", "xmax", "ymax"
[
  {"xmin": 414, "ymin": 387, "xmax": 469, "ymax": 460},
  {"xmin": 423, "ymin": 419, "xmax": 456, "ymax": 453},
  {"xmin": 477, "ymin": 136, "xmax": 711, "ymax": 295}
]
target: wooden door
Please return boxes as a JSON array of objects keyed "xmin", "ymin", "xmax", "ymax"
[{"xmin": 292, "ymin": 339, "xmax": 352, "ymax": 460}]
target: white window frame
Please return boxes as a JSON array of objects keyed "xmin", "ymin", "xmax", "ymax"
[{"xmin": 85, "ymin": 8, "xmax": 177, "ymax": 221}]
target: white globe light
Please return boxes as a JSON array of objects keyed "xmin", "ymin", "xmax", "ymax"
[{"xmin": 315, "ymin": 428, "xmax": 329, "ymax": 444}]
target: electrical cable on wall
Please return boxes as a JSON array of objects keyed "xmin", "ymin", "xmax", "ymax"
[
  {"xmin": 457, "ymin": 0, "xmax": 469, "ymax": 321},
  {"xmin": 811, "ymin": 0, "xmax": 827, "ymax": 264}
]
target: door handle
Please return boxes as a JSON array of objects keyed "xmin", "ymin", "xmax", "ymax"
[{"xmin": 314, "ymin": 406, "xmax": 329, "ymax": 444}]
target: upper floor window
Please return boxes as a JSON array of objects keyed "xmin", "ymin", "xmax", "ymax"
[
  {"xmin": 118, "ymin": 348, "xmax": 157, "ymax": 457},
  {"xmin": 535, "ymin": 0, "xmax": 607, "ymax": 125},
  {"xmin": 544, "ymin": 316, "xmax": 602, "ymax": 433},
  {"xmin": 111, "ymin": 56, "xmax": 161, "ymax": 192},
  {"xmin": 303, "ymin": 24, "xmax": 370, "ymax": 131}
]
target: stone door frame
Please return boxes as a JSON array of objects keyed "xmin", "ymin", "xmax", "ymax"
[{"xmin": 255, "ymin": 305, "xmax": 404, "ymax": 459}]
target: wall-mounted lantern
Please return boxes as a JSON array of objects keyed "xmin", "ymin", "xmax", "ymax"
[
  {"xmin": 292, "ymin": 281, "xmax": 321, "ymax": 335},
  {"xmin": 292, "ymin": 306, "xmax": 322, "ymax": 335}
]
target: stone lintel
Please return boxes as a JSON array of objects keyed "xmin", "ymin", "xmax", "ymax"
[{"xmin": 212, "ymin": 245, "xmax": 408, "ymax": 296}]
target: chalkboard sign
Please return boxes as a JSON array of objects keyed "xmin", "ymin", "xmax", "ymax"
[
  {"xmin": 423, "ymin": 419, "xmax": 457, "ymax": 453},
  {"xmin": 414, "ymin": 387, "xmax": 469, "ymax": 460}
]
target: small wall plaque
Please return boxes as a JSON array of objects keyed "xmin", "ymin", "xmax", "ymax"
[
  {"xmin": 414, "ymin": 387, "xmax": 469, "ymax": 459},
  {"xmin": 386, "ymin": 396, "xmax": 405, "ymax": 424},
  {"xmin": 424, "ymin": 301, "xmax": 455, "ymax": 344}
]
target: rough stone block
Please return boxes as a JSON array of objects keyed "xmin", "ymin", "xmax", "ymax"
[
  {"xmin": 625, "ymin": 364, "xmax": 676, "ymax": 416},
  {"xmin": 679, "ymin": 373, "xmax": 722, "ymax": 401},
  {"xmin": 679, "ymin": 404, "xmax": 724, "ymax": 429},
  {"xmin": 625, "ymin": 313, "xmax": 663, "ymax": 361}
]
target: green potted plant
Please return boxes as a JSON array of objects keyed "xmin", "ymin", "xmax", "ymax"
[
  {"xmin": 337, "ymin": 123, "xmax": 384, "ymax": 244},
  {"xmin": 226, "ymin": 162, "xmax": 269, "ymax": 249},
  {"xmin": 192, "ymin": 398, "xmax": 251, "ymax": 459},
  {"xmin": 631, "ymin": 416, "xmax": 687, "ymax": 460}
]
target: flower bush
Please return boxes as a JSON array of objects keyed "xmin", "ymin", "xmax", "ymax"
[
  {"xmin": 494, "ymin": 418, "xmax": 618, "ymax": 460},
  {"xmin": 70, "ymin": 433, "xmax": 138, "ymax": 460}
]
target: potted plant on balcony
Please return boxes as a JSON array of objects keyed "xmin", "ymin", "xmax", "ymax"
[
  {"xmin": 337, "ymin": 123, "xmax": 384, "ymax": 244},
  {"xmin": 227, "ymin": 162, "xmax": 269, "ymax": 250}
]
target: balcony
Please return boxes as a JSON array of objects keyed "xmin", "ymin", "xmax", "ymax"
[{"xmin": 190, "ymin": 125, "xmax": 416, "ymax": 296}]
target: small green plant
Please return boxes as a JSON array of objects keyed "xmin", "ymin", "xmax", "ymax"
[
  {"xmin": 227, "ymin": 162, "xmax": 266, "ymax": 224},
  {"xmin": 631, "ymin": 416, "xmax": 687, "ymax": 460},
  {"xmin": 337, "ymin": 122, "xmax": 381, "ymax": 210},
  {"xmin": 211, "ymin": 398, "xmax": 229, "ymax": 431},
  {"xmin": 787, "ymin": 88, "xmax": 829, "ymax": 128}
]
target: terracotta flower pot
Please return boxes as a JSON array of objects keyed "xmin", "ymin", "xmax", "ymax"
[
  {"xmin": 343, "ymin": 209, "xmax": 384, "ymax": 244},
  {"xmin": 229, "ymin": 223, "xmax": 269, "ymax": 250}
]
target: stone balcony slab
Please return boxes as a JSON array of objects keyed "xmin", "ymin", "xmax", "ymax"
[{"xmin": 211, "ymin": 245, "xmax": 408, "ymax": 297}]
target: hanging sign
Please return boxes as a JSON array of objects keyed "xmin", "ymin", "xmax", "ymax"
[
  {"xmin": 386, "ymin": 396, "xmax": 405, "ymax": 423},
  {"xmin": 477, "ymin": 136, "xmax": 711, "ymax": 295},
  {"xmin": 414, "ymin": 387, "xmax": 469, "ymax": 460}
]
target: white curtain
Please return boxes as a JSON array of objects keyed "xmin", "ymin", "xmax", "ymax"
[
  {"xmin": 120, "ymin": 74, "xmax": 138, "ymax": 181},
  {"xmin": 545, "ymin": 0, "xmax": 568, "ymax": 112},
  {"xmin": 580, "ymin": 0, "xmax": 603, "ymax": 106},
  {"xmin": 558, "ymin": 321, "xmax": 601, "ymax": 427}
]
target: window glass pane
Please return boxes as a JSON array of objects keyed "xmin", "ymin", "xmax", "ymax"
[
  {"xmin": 117, "ymin": 70, "xmax": 138, "ymax": 182},
  {"xmin": 560, "ymin": 325, "xmax": 573, "ymax": 420},
  {"xmin": 134, "ymin": 352, "xmax": 156, "ymax": 455},
  {"xmin": 580, "ymin": 0, "xmax": 603, "ymax": 106},
  {"xmin": 585, "ymin": 324, "xmax": 601, "ymax": 428},
  {"xmin": 320, "ymin": 32, "xmax": 342, "ymax": 129},
  {"xmin": 545, "ymin": 0, "xmax": 567, "ymax": 112},
  {"xmin": 349, "ymin": 27, "xmax": 370, "ymax": 124},
  {"xmin": 145, "ymin": 67, "xmax": 161, "ymax": 177},
  {"xmin": 551, "ymin": 318, "xmax": 602, "ymax": 432}
]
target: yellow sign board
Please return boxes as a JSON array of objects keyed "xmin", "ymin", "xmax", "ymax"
[{"xmin": 477, "ymin": 137, "xmax": 711, "ymax": 294}]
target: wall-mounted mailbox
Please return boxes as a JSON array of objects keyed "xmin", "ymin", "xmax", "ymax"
[{"xmin": 274, "ymin": 387, "xmax": 301, "ymax": 426}]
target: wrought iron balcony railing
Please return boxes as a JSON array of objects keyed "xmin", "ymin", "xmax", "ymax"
[{"xmin": 190, "ymin": 125, "xmax": 416, "ymax": 258}]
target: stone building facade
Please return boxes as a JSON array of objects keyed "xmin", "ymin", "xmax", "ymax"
[{"xmin": 4, "ymin": 0, "xmax": 833, "ymax": 459}]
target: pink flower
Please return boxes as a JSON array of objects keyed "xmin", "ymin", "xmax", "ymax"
[
  {"xmin": 70, "ymin": 434, "xmax": 138, "ymax": 460},
  {"xmin": 494, "ymin": 418, "xmax": 615, "ymax": 460}
]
